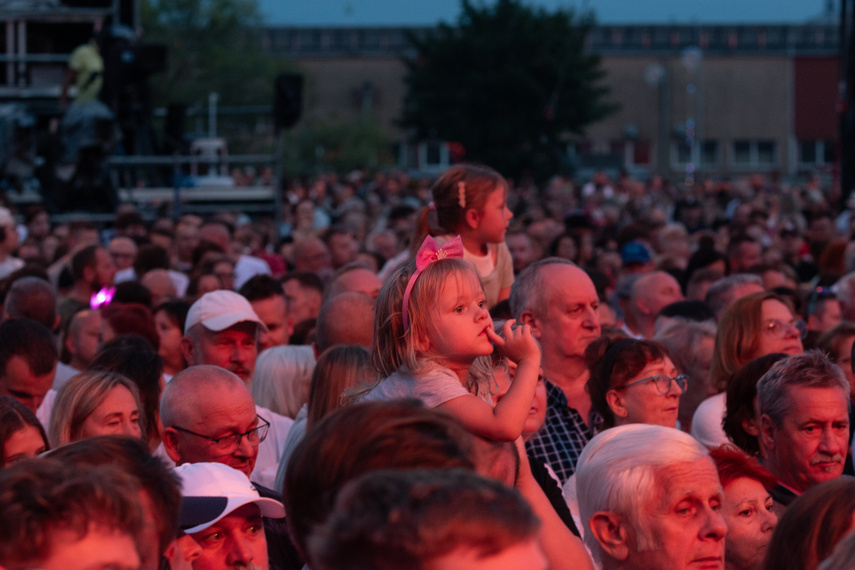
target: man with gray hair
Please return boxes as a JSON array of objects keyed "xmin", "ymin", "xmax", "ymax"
[
  {"xmin": 704, "ymin": 273, "xmax": 764, "ymax": 321},
  {"xmin": 757, "ymin": 350, "xmax": 850, "ymax": 509},
  {"xmin": 181, "ymin": 289, "xmax": 267, "ymax": 384},
  {"xmin": 179, "ymin": 291, "xmax": 294, "ymax": 490},
  {"xmin": 577, "ymin": 424, "xmax": 727, "ymax": 569},
  {"xmin": 511, "ymin": 257, "xmax": 601, "ymax": 484}
]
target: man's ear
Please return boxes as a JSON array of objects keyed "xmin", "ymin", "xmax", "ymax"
[
  {"xmin": 180, "ymin": 337, "xmax": 197, "ymax": 366},
  {"xmin": 742, "ymin": 417, "xmax": 760, "ymax": 437},
  {"xmin": 605, "ymin": 389, "xmax": 629, "ymax": 419},
  {"xmin": 588, "ymin": 511, "xmax": 631, "ymax": 561},
  {"xmin": 161, "ymin": 427, "xmax": 182, "ymax": 464},
  {"xmin": 759, "ymin": 414, "xmax": 776, "ymax": 451},
  {"xmin": 635, "ymin": 296, "xmax": 652, "ymax": 318},
  {"xmin": 64, "ymin": 333, "xmax": 76, "ymax": 357},
  {"xmin": 519, "ymin": 310, "xmax": 539, "ymax": 338},
  {"xmin": 464, "ymin": 207, "xmax": 482, "ymax": 230}
]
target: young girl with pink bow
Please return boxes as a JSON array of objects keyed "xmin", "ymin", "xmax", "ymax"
[{"xmin": 359, "ymin": 235, "xmax": 541, "ymax": 442}]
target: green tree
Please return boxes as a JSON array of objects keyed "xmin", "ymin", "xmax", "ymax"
[
  {"xmin": 401, "ymin": 0, "xmax": 616, "ymax": 182},
  {"xmin": 141, "ymin": 0, "xmax": 281, "ymax": 106},
  {"xmin": 140, "ymin": 0, "xmax": 296, "ymax": 153}
]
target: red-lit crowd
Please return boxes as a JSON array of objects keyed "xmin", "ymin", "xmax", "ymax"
[{"xmin": 2, "ymin": 166, "xmax": 855, "ymax": 570}]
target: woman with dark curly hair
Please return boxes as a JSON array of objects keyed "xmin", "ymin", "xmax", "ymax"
[{"xmin": 585, "ymin": 335, "xmax": 684, "ymax": 429}]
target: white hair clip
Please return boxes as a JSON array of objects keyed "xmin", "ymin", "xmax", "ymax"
[{"xmin": 458, "ymin": 181, "xmax": 467, "ymax": 208}]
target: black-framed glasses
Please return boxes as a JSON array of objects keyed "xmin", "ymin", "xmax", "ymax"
[
  {"xmin": 763, "ymin": 318, "xmax": 806, "ymax": 340},
  {"xmin": 618, "ymin": 373, "xmax": 687, "ymax": 395},
  {"xmin": 170, "ymin": 415, "xmax": 270, "ymax": 453}
]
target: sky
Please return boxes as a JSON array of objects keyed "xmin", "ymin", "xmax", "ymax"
[{"xmin": 258, "ymin": 0, "xmax": 834, "ymax": 26}]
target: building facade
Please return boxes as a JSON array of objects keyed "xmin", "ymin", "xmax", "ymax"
[{"xmin": 264, "ymin": 22, "xmax": 839, "ymax": 179}]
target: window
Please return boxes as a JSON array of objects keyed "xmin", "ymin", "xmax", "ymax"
[
  {"xmin": 674, "ymin": 141, "xmax": 692, "ymax": 165},
  {"xmin": 733, "ymin": 140, "xmax": 751, "ymax": 164},
  {"xmin": 731, "ymin": 140, "xmax": 777, "ymax": 169},
  {"xmin": 700, "ymin": 140, "xmax": 719, "ymax": 166},
  {"xmin": 799, "ymin": 140, "xmax": 837, "ymax": 167},
  {"xmin": 673, "ymin": 139, "xmax": 718, "ymax": 169},
  {"xmin": 757, "ymin": 141, "xmax": 775, "ymax": 164}
]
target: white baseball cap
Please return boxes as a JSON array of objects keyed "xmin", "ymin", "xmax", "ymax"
[
  {"xmin": 0, "ymin": 207, "xmax": 14, "ymax": 227},
  {"xmin": 184, "ymin": 289, "xmax": 267, "ymax": 335},
  {"xmin": 174, "ymin": 462, "xmax": 285, "ymax": 534}
]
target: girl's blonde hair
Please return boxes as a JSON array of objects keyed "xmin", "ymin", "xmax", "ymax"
[
  {"xmin": 413, "ymin": 164, "xmax": 508, "ymax": 252},
  {"xmin": 371, "ymin": 256, "xmax": 493, "ymax": 395},
  {"xmin": 49, "ymin": 370, "xmax": 144, "ymax": 448}
]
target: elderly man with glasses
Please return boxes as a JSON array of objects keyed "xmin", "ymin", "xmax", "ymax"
[{"xmin": 161, "ymin": 364, "xmax": 303, "ymax": 570}]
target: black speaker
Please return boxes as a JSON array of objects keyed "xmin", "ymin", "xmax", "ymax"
[{"xmin": 274, "ymin": 73, "xmax": 303, "ymax": 132}]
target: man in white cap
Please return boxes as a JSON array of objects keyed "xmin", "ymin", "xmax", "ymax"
[
  {"xmin": 178, "ymin": 290, "xmax": 293, "ymax": 490},
  {"xmin": 0, "ymin": 207, "xmax": 23, "ymax": 280},
  {"xmin": 181, "ymin": 289, "xmax": 267, "ymax": 384},
  {"xmin": 175, "ymin": 462, "xmax": 285, "ymax": 570}
]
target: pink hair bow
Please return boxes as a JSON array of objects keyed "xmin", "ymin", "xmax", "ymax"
[{"xmin": 401, "ymin": 235, "xmax": 465, "ymax": 331}]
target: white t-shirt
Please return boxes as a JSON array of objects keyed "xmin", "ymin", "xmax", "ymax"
[{"xmin": 360, "ymin": 365, "xmax": 492, "ymax": 408}]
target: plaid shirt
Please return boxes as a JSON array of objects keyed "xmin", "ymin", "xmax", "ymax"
[{"xmin": 526, "ymin": 380, "xmax": 600, "ymax": 486}]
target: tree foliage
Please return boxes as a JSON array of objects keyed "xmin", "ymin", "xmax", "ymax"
[
  {"xmin": 401, "ymin": 0, "xmax": 616, "ymax": 182},
  {"xmin": 280, "ymin": 118, "xmax": 395, "ymax": 179},
  {"xmin": 140, "ymin": 0, "xmax": 285, "ymax": 107}
]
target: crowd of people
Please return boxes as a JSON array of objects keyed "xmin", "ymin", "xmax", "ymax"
[{"xmin": 2, "ymin": 163, "xmax": 855, "ymax": 569}]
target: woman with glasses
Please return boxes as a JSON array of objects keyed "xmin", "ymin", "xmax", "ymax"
[
  {"xmin": 710, "ymin": 291, "xmax": 804, "ymax": 394},
  {"xmin": 586, "ymin": 335, "xmax": 685, "ymax": 429},
  {"xmin": 563, "ymin": 335, "xmax": 684, "ymax": 538},
  {"xmin": 694, "ymin": 291, "xmax": 804, "ymax": 447}
]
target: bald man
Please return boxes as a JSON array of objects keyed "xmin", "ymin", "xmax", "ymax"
[
  {"xmin": 160, "ymin": 365, "xmax": 302, "ymax": 570},
  {"xmin": 629, "ymin": 271, "xmax": 684, "ymax": 339},
  {"xmin": 160, "ymin": 364, "xmax": 291, "ymax": 490},
  {"xmin": 325, "ymin": 265, "xmax": 382, "ymax": 300},
  {"xmin": 313, "ymin": 292, "xmax": 375, "ymax": 358}
]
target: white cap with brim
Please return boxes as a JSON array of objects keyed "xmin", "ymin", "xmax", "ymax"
[
  {"xmin": 0, "ymin": 207, "xmax": 14, "ymax": 227},
  {"xmin": 174, "ymin": 462, "xmax": 285, "ymax": 534},
  {"xmin": 184, "ymin": 289, "xmax": 268, "ymax": 335}
]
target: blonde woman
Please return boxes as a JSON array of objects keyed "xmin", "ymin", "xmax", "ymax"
[{"xmin": 49, "ymin": 370, "xmax": 144, "ymax": 447}]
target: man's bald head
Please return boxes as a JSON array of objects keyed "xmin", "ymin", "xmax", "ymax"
[
  {"xmin": 314, "ymin": 292, "xmax": 375, "ymax": 355},
  {"xmin": 160, "ymin": 365, "xmax": 247, "ymax": 427},
  {"xmin": 631, "ymin": 271, "xmax": 684, "ymax": 338},
  {"xmin": 108, "ymin": 236, "xmax": 138, "ymax": 271},
  {"xmin": 160, "ymin": 365, "xmax": 260, "ymax": 477},
  {"xmin": 326, "ymin": 267, "xmax": 382, "ymax": 300},
  {"xmin": 140, "ymin": 269, "xmax": 176, "ymax": 306},
  {"xmin": 198, "ymin": 222, "xmax": 231, "ymax": 252}
]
